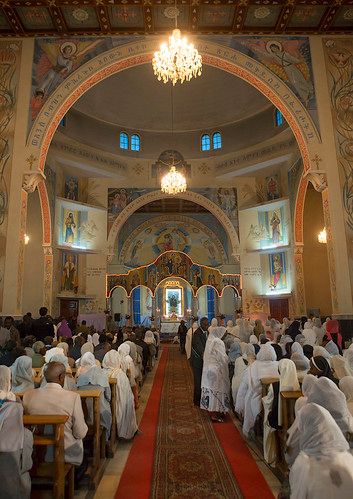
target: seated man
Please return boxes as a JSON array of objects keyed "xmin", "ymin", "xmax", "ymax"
[{"xmin": 23, "ymin": 361, "xmax": 88, "ymax": 466}]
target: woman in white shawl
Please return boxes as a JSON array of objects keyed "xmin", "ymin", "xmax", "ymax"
[
  {"xmin": 313, "ymin": 345, "xmax": 332, "ymax": 364},
  {"xmin": 186, "ymin": 322, "xmax": 198, "ymax": 360},
  {"xmin": 208, "ymin": 318, "xmax": 218, "ymax": 335},
  {"xmin": 313, "ymin": 317, "xmax": 325, "ymax": 345},
  {"xmin": 76, "ymin": 352, "xmax": 112, "ymax": 437},
  {"xmin": 289, "ymin": 403, "xmax": 353, "ymax": 499},
  {"xmin": 232, "ymin": 344, "xmax": 256, "ymax": 409},
  {"xmin": 118, "ymin": 343, "xmax": 139, "ymax": 409},
  {"xmin": 236, "ymin": 343, "xmax": 279, "ymax": 436},
  {"xmin": 200, "ymin": 326, "xmax": 230, "ymax": 422},
  {"xmin": 226, "ymin": 320, "xmax": 238, "ymax": 338},
  {"xmin": 331, "ymin": 355, "xmax": 353, "ymax": 380},
  {"xmin": 0, "ymin": 366, "xmax": 33, "ymax": 498},
  {"xmin": 291, "ymin": 342, "xmax": 310, "ymax": 380},
  {"xmin": 102, "ymin": 350, "xmax": 138, "ymax": 440},
  {"xmin": 339, "ymin": 376, "xmax": 353, "ymax": 417},
  {"xmin": 263, "ymin": 359, "xmax": 299, "ymax": 465},
  {"xmin": 302, "ymin": 321, "xmax": 316, "ymax": 346},
  {"xmin": 11, "ymin": 356, "xmax": 34, "ymax": 393}
]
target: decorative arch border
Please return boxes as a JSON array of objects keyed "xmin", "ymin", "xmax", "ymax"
[
  {"xmin": 196, "ymin": 283, "xmax": 240, "ymax": 298},
  {"xmin": 107, "ymin": 190, "xmax": 240, "ymax": 259},
  {"xmin": 26, "ymin": 38, "xmax": 321, "ymax": 250},
  {"xmin": 294, "ymin": 176, "xmax": 309, "ymax": 245},
  {"xmin": 37, "ymin": 180, "xmax": 52, "ymax": 246},
  {"xmin": 118, "ymin": 212, "xmax": 228, "ymax": 265}
]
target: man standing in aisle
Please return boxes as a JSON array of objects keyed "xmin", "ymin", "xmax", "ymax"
[
  {"xmin": 190, "ymin": 317, "xmax": 209, "ymax": 406},
  {"xmin": 178, "ymin": 320, "xmax": 188, "ymax": 354}
]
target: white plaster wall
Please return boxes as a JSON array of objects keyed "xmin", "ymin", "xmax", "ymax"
[{"xmin": 22, "ymin": 190, "xmax": 44, "ymax": 314}]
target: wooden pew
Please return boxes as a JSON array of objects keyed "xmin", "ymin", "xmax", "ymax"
[
  {"xmin": 108, "ymin": 377, "xmax": 117, "ymax": 456},
  {"xmin": 261, "ymin": 377, "xmax": 279, "ymax": 397},
  {"xmin": 23, "ymin": 414, "xmax": 74, "ymax": 499},
  {"xmin": 280, "ymin": 390, "xmax": 302, "ymax": 433},
  {"xmin": 77, "ymin": 388, "xmax": 105, "ymax": 489}
]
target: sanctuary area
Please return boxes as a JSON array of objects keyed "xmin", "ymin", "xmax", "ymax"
[{"xmin": 0, "ymin": 2, "xmax": 353, "ymax": 498}]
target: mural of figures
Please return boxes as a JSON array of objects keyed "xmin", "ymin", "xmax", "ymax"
[
  {"xmin": 266, "ymin": 175, "xmax": 280, "ymax": 201},
  {"xmin": 61, "ymin": 252, "xmax": 78, "ymax": 292},
  {"xmin": 107, "ymin": 251, "xmax": 241, "ymax": 297},
  {"xmin": 120, "ymin": 216, "xmax": 226, "ymax": 268},
  {"xmin": 257, "ymin": 207, "xmax": 287, "ymax": 248},
  {"xmin": 64, "ymin": 176, "xmax": 78, "ymax": 201},
  {"xmin": 269, "ymin": 252, "xmax": 287, "ymax": 290},
  {"xmin": 270, "ymin": 211, "xmax": 281, "ymax": 243},
  {"xmin": 63, "ymin": 210, "xmax": 77, "ymax": 244}
]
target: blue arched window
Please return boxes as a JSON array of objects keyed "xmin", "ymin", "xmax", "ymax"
[
  {"xmin": 120, "ymin": 132, "xmax": 129, "ymax": 150},
  {"xmin": 131, "ymin": 134, "xmax": 140, "ymax": 151},
  {"xmin": 275, "ymin": 109, "xmax": 284, "ymax": 127},
  {"xmin": 201, "ymin": 134, "xmax": 211, "ymax": 151},
  {"xmin": 213, "ymin": 132, "xmax": 222, "ymax": 150}
]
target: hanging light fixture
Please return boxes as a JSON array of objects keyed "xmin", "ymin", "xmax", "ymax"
[
  {"xmin": 318, "ymin": 227, "xmax": 327, "ymax": 244},
  {"xmin": 160, "ymin": 83, "xmax": 187, "ymax": 195},
  {"xmin": 152, "ymin": 2, "xmax": 202, "ymax": 85}
]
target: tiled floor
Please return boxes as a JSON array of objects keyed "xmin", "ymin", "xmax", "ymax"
[{"xmin": 75, "ymin": 351, "xmax": 282, "ymax": 499}]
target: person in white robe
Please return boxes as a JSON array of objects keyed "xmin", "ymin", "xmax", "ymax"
[
  {"xmin": 343, "ymin": 348, "xmax": 353, "ymax": 373},
  {"xmin": 289, "ymin": 403, "xmax": 353, "ymax": 499},
  {"xmin": 0, "ymin": 366, "xmax": 33, "ymax": 498},
  {"xmin": 339, "ymin": 376, "xmax": 353, "ymax": 417},
  {"xmin": 118, "ymin": 342, "xmax": 139, "ymax": 408},
  {"xmin": 11, "ymin": 356, "xmax": 34, "ymax": 393},
  {"xmin": 102, "ymin": 350, "xmax": 138, "ymax": 439},
  {"xmin": 302, "ymin": 321, "xmax": 316, "ymax": 346},
  {"xmin": 233, "ymin": 344, "xmax": 256, "ymax": 410},
  {"xmin": 313, "ymin": 317, "xmax": 325, "ymax": 345},
  {"xmin": 263, "ymin": 359, "xmax": 299, "ymax": 466},
  {"xmin": 186, "ymin": 322, "xmax": 198, "ymax": 360},
  {"xmin": 208, "ymin": 318, "xmax": 218, "ymax": 336},
  {"xmin": 200, "ymin": 326, "xmax": 230, "ymax": 421},
  {"xmin": 236, "ymin": 343, "xmax": 279, "ymax": 436},
  {"xmin": 331, "ymin": 355, "xmax": 353, "ymax": 380},
  {"xmin": 226, "ymin": 320, "xmax": 238, "ymax": 337},
  {"xmin": 313, "ymin": 345, "xmax": 332, "ymax": 364}
]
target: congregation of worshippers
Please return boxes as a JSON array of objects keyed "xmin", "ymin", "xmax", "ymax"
[
  {"xmin": 0, "ymin": 308, "xmax": 159, "ymax": 497},
  {"xmin": 185, "ymin": 314, "xmax": 353, "ymax": 498}
]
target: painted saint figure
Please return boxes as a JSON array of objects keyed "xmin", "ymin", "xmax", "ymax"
[
  {"xmin": 64, "ymin": 212, "xmax": 76, "ymax": 244},
  {"xmin": 62, "ymin": 254, "xmax": 77, "ymax": 292},
  {"xmin": 270, "ymin": 211, "xmax": 281, "ymax": 244}
]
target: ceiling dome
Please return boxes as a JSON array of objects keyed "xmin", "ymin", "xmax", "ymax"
[{"xmin": 73, "ymin": 63, "xmax": 271, "ymax": 133}]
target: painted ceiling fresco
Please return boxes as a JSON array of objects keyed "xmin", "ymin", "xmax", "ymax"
[{"xmin": 1, "ymin": 1, "xmax": 352, "ymax": 37}]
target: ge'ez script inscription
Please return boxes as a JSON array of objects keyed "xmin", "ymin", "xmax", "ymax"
[
  {"xmin": 85, "ymin": 267, "xmax": 106, "ymax": 278},
  {"xmin": 243, "ymin": 267, "xmax": 262, "ymax": 277}
]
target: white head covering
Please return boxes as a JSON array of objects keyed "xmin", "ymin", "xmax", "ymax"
[
  {"xmin": 331, "ymin": 355, "xmax": 353, "ymax": 379},
  {"xmin": 144, "ymin": 331, "xmax": 156, "ymax": 345},
  {"xmin": 11, "ymin": 356, "xmax": 34, "ymax": 393},
  {"xmin": 278, "ymin": 359, "xmax": 300, "ymax": 425},
  {"xmin": 0, "ymin": 366, "xmax": 16, "ymax": 402},
  {"xmin": 118, "ymin": 343, "xmax": 130, "ymax": 357},
  {"xmin": 291, "ymin": 342, "xmax": 304, "ymax": 356},
  {"xmin": 102, "ymin": 349, "xmax": 123, "ymax": 373},
  {"xmin": 242, "ymin": 343, "xmax": 256, "ymax": 362},
  {"xmin": 227, "ymin": 320, "xmax": 234, "ymax": 328},
  {"xmin": 208, "ymin": 318, "xmax": 218, "ymax": 335},
  {"xmin": 77, "ymin": 351, "xmax": 96, "ymax": 376},
  {"xmin": 313, "ymin": 345, "xmax": 331, "ymax": 362},
  {"xmin": 307, "ymin": 376, "xmax": 353, "ymax": 435},
  {"xmin": 81, "ymin": 342, "xmax": 94, "ymax": 355},
  {"xmin": 325, "ymin": 340, "xmax": 340, "ymax": 356},
  {"xmin": 256, "ymin": 343, "xmax": 277, "ymax": 362},
  {"xmin": 249, "ymin": 335, "xmax": 258, "ymax": 344},
  {"xmin": 339, "ymin": 376, "xmax": 353, "ymax": 402},
  {"xmin": 44, "ymin": 346, "xmax": 64, "ymax": 363},
  {"xmin": 344, "ymin": 349, "xmax": 353, "ymax": 371},
  {"xmin": 56, "ymin": 342, "xmax": 69, "ymax": 356},
  {"xmin": 92, "ymin": 333, "xmax": 100, "ymax": 347}
]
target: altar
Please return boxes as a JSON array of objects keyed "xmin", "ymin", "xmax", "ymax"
[{"xmin": 160, "ymin": 320, "xmax": 180, "ymax": 337}]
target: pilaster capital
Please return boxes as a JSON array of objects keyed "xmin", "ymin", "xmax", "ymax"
[
  {"xmin": 22, "ymin": 170, "xmax": 46, "ymax": 194},
  {"xmin": 304, "ymin": 170, "xmax": 327, "ymax": 193}
]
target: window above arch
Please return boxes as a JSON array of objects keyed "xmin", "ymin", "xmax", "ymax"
[
  {"xmin": 213, "ymin": 132, "xmax": 222, "ymax": 150},
  {"xmin": 201, "ymin": 134, "xmax": 211, "ymax": 151},
  {"xmin": 131, "ymin": 134, "xmax": 140, "ymax": 151},
  {"xmin": 120, "ymin": 132, "xmax": 129, "ymax": 150}
]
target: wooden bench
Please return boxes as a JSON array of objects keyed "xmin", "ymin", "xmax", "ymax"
[
  {"xmin": 280, "ymin": 390, "xmax": 302, "ymax": 433},
  {"xmin": 23, "ymin": 414, "xmax": 74, "ymax": 499},
  {"xmin": 108, "ymin": 377, "xmax": 117, "ymax": 455},
  {"xmin": 261, "ymin": 377, "xmax": 279, "ymax": 397}
]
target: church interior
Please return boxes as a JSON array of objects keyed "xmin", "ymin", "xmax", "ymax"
[{"xmin": 1, "ymin": 1, "xmax": 353, "ymax": 498}]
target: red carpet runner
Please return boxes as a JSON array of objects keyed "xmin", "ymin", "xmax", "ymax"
[{"xmin": 116, "ymin": 346, "xmax": 274, "ymax": 498}]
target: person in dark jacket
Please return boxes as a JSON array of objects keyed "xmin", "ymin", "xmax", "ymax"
[
  {"xmin": 32, "ymin": 307, "xmax": 54, "ymax": 340},
  {"xmin": 190, "ymin": 317, "xmax": 209, "ymax": 406},
  {"xmin": 178, "ymin": 320, "xmax": 188, "ymax": 354}
]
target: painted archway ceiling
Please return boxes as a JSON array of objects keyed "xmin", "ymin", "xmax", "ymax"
[{"xmin": 2, "ymin": 1, "xmax": 352, "ymax": 36}]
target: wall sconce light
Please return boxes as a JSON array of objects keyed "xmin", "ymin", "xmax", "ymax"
[
  {"xmin": 24, "ymin": 234, "xmax": 30, "ymax": 245},
  {"xmin": 318, "ymin": 227, "xmax": 327, "ymax": 244}
]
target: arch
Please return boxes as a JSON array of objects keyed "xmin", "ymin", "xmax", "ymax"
[
  {"xmin": 109, "ymin": 284, "xmax": 128, "ymax": 299},
  {"xmin": 37, "ymin": 180, "xmax": 52, "ymax": 246},
  {"xmin": 294, "ymin": 175, "xmax": 309, "ymax": 245},
  {"xmin": 154, "ymin": 276, "xmax": 194, "ymax": 297},
  {"xmin": 218, "ymin": 284, "xmax": 240, "ymax": 298},
  {"xmin": 107, "ymin": 190, "xmax": 240, "ymax": 259},
  {"xmin": 27, "ymin": 39, "xmax": 319, "ymax": 180},
  {"xmin": 196, "ymin": 284, "xmax": 220, "ymax": 298}
]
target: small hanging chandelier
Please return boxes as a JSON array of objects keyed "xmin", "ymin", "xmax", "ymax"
[
  {"xmin": 152, "ymin": 3, "xmax": 202, "ymax": 85},
  {"xmin": 318, "ymin": 227, "xmax": 327, "ymax": 244},
  {"xmin": 161, "ymin": 163, "xmax": 187, "ymax": 195}
]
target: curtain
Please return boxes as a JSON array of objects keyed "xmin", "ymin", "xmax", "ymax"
[{"xmin": 207, "ymin": 286, "xmax": 215, "ymax": 323}]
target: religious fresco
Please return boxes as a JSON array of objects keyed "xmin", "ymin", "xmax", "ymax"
[
  {"xmin": 244, "ymin": 5, "xmax": 281, "ymax": 28},
  {"xmin": 323, "ymin": 38, "xmax": 353, "ymax": 290},
  {"xmin": 108, "ymin": 186, "xmax": 239, "ymax": 238},
  {"xmin": 30, "ymin": 36, "xmax": 142, "ymax": 126},
  {"xmin": 61, "ymin": 252, "xmax": 78, "ymax": 293},
  {"xmin": 0, "ymin": 41, "xmax": 22, "ymax": 310},
  {"xmin": 245, "ymin": 205, "xmax": 288, "ymax": 251},
  {"xmin": 107, "ymin": 251, "xmax": 241, "ymax": 298},
  {"xmin": 64, "ymin": 175, "xmax": 78, "ymax": 201},
  {"xmin": 119, "ymin": 216, "xmax": 226, "ymax": 268},
  {"xmin": 265, "ymin": 175, "xmax": 281, "ymax": 201},
  {"xmin": 268, "ymin": 252, "xmax": 287, "ymax": 291},
  {"xmin": 56, "ymin": 198, "xmax": 106, "ymax": 251}
]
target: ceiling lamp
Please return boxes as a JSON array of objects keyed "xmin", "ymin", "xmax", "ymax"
[
  {"xmin": 161, "ymin": 163, "xmax": 187, "ymax": 195},
  {"xmin": 152, "ymin": 2, "xmax": 202, "ymax": 86},
  {"xmin": 318, "ymin": 227, "xmax": 327, "ymax": 244}
]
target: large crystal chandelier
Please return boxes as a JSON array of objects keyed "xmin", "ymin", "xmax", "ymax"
[
  {"xmin": 161, "ymin": 163, "xmax": 187, "ymax": 195},
  {"xmin": 152, "ymin": 3, "xmax": 202, "ymax": 86}
]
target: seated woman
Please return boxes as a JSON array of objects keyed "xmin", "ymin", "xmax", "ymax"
[
  {"xmin": 309, "ymin": 355, "xmax": 338, "ymax": 383},
  {"xmin": 143, "ymin": 331, "xmax": 156, "ymax": 370},
  {"xmin": 291, "ymin": 342, "xmax": 310, "ymax": 380},
  {"xmin": 331, "ymin": 355, "xmax": 353, "ymax": 380},
  {"xmin": 200, "ymin": 326, "xmax": 230, "ymax": 422},
  {"xmin": 263, "ymin": 359, "xmax": 299, "ymax": 466},
  {"xmin": 56, "ymin": 341, "xmax": 75, "ymax": 369},
  {"xmin": 236, "ymin": 343, "xmax": 279, "ymax": 436},
  {"xmin": 102, "ymin": 350, "xmax": 138, "ymax": 440},
  {"xmin": 289, "ymin": 403, "xmax": 353, "ymax": 499},
  {"xmin": 31, "ymin": 341, "xmax": 45, "ymax": 368},
  {"xmin": 76, "ymin": 352, "xmax": 112, "ymax": 438},
  {"xmin": 232, "ymin": 343, "xmax": 255, "ymax": 407},
  {"xmin": 339, "ymin": 376, "xmax": 353, "ymax": 417},
  {"xmin": 0, "ymin": 366, "xmax": 33, "ymax": 498},
  {"xmin": 118, "ymin": 343, "xmax": 139, "ymax": 409},
  {"xmin": 11, "ymin": 356, "xmax": 34, "ymax": 393}
]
